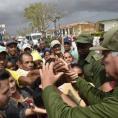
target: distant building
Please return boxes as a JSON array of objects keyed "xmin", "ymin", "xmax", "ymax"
[
  {"xmin": 99, "ymin": 19, "xmax": 118, "ymax": 31},
  {"xmin": 47, "ymin": 22, "xmax": 104, "ymax": 37},
  {"xmin": 0, "ymin": 24, "xmax": 6, "ymax": 40},
  {"xmin": 0, "ymin": 24, "xmax": 6, "ymax": 34}
]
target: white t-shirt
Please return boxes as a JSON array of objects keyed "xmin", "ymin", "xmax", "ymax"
[{"xmin": 17, "ymin": 68, "xmax": 29, "ymax": 76}]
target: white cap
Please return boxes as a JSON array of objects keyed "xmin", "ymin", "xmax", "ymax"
[
  {"xmin": 22, "ymin": 44, "xmax": 32, "ymax": 51},
  {"xmin": 50, "ymin": 40, "xmax": 60, "ymax": 48}
]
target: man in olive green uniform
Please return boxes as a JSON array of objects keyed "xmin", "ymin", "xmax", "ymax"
[
  {"xmin": 39, "ymin": 27, "xmax": 118, "ymax": 118},
  {"xmin": 76, "ymin": 34, "xmax": 107, "ymax": 87}
]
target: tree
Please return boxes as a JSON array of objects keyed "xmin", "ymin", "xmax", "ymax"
[
  {"xmin": 24, "ymin": 2, "xmax": 63, "ymax": 32},
  {"xmin": 2, "ymin": 32, "xmax": 11, "ymax": 41}
]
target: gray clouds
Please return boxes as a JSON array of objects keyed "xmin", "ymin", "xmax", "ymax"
[
  {"xmin": 52, "ymin": 0, "xmax": 118, "ymax": 26},
  {"xmin": 55, "ymin": 0, "xmax": 118, "ymax": 13},
  {"xmin": 0, "ymin": 0, "xmax": 40, "ymax": 34},
  {"xmin": 0, "ymin": 0, "xmax": 118, "ymax": 34}
]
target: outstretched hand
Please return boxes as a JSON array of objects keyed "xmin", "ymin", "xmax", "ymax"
[
  {"xmin": 54, "ymin": 58, "xmax": 70, "ymax": 73},
  {"xmin": 30, "ymin": 103, "xmax": 47, "ymax": 114},
  {"xmin": 39, "ymin": 62, "xmax": 64, "ymax": 90}
]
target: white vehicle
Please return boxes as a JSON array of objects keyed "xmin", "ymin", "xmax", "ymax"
[
  {"xmin": 26, "ymin": 33, "xmax": 42, "ymax": 45},
  {"xmin": 16, "ymin": 36, "xmax": 26, "ymax": 50},
  {"xmin": 16, "ymin": 36, "xmax": 25, "ymax": 42}
]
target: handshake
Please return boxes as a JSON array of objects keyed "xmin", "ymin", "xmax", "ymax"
[{"xmin": 38, "ymin": 58, "xmax": 81, "ymax": 90}]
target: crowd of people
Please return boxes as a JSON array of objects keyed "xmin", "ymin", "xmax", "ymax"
[{"xmin": 0, "ymin": 26, "xmax": 118, "ymax": 118}]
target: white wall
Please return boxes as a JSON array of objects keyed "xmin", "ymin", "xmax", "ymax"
[{"xmin": 101, "ymin": 20, "xmax": 118, "ymax": 31}]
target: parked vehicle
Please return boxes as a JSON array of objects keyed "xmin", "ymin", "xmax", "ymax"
[{"xmin": 26, "ymin": 33, "xmax": 42, "ymax": 45}]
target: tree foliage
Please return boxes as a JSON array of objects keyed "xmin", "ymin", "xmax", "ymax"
[{"xmin": 24, "ymin": 2, "xmax": 63, "ymax": 32}]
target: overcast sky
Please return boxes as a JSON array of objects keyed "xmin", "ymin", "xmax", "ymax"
[{"xmin": 0, "ymin": 0, "xmax": 118, "ymax": 34}]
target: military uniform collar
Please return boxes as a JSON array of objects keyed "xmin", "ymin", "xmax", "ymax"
[
  {"xmin": 85, "ymin": 51, "xmax": 103, "ymax": 63},
  {"xmin": 85, "ymin": 51, "xmax": 95, "ymax": 63}
]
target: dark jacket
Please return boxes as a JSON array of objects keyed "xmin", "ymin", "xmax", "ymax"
[{"xmin": 0, "ymin": 99, "xmax": 26, "ymax": 118}]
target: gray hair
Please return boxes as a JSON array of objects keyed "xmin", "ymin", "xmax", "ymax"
[{"xmin": 111, "ymin": 52, "xmax": 118, "ymax": 57}]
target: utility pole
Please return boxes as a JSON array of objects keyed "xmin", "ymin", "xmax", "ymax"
[
  {"xmin": 54, "ymin": 16, "xmax": 61, "ymax": 37},
  {"xmin": 48, "ymin": 15, "xmax": 61, "ymax": 38}
]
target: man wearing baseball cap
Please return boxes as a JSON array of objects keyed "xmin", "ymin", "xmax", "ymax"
[
  {"xmin": 76, "ymin": 33, "xmax": 93, "ymax": 67},
  {"xmin": 76, "ymin": 34, "xmax": 107, "ymax": 87},
  {"xmin": 6, "ymin": 39, "xmax": 18, "ymax": 65},
  {"xmin": 50, "ymin": 40, "xmax": 63, "ymax": 58},
  {"xmin": 0, "ymin": 45, "xmax": 7, "ymax": 70}
]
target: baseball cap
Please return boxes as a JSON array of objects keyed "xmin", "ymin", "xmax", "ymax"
[
  {"xmin": 76, "ymin": 34, "xmax": 93, "ymax": 44},
  {"xmin": 6, "ymin": 40, "xmax": 17, "ymax": 46},
  {"xmin": 22, "ymin": 44, "xmax": 32, "ymax": 51},
  {"xmin": 0, "ymin": 45, "xmax": 6, "ymax": 53},
  {"xmin": 64, "ymin": 37, "xmax": 72, "ymax": 44},
  {"xmin": 50, "ymin": 40, "xmax": 61, "ymax": 48},
  {"xmin": 90, "ymin": 27, "xmax": 118, "ymax": 51}
]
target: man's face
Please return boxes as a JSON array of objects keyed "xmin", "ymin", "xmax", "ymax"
[
  {"xmin": 40, "ymin": 41, "xmax": 45, "ymax": 50},
  {"xmin": 103, "ymin": 53, "xmax": 118, "ymax": 80},
  {"xmin": 77, "ymin": 43, "xmax": 92, "ymax": 59},
  {"xmin": 7, "ymin": 43, "xmax": 17, "ymax": 56},
  {"xmin": 0, "ymin": 79, "xmax": 10, "ymax": 108},
  {"xmin": 0, "ymin": 52, "xmax": 7, "ymax": 70},
  {"xmin": 20, "ymin": 55, "xmax": 34, "ymax": 71},
  {"xmin": 64, "ymin": 43, "xmax": 71, "ymax": 52},
  {"xmin": 53, "ymin": 44, "xmax": 61, "ymax": 55},
  {"xmin": 9, "ymin": 76, "xmax": 16, "ymax": 95}
]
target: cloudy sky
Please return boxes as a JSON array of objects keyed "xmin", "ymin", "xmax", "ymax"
[{"xmin": 0, "ymin": 0, "xmax": 118, "ymax": 34}]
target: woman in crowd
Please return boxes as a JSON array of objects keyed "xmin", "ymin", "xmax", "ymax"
[{"xmin": 9, "ymin": 76, "xmax": 46, "ymax": 118}]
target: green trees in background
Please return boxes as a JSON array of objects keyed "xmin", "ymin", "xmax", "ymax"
[{"xmin": 24, "ymin": 2, "xmax": 63, "ymax": 32}]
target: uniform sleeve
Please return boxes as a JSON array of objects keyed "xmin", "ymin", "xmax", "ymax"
[
  {"xmin": 42, "ymin": 85, "xmax": 117, "ymax": 118},
  {"xmin": 75, "ymin": 78, "xmax": 110, "ymax": 104}
]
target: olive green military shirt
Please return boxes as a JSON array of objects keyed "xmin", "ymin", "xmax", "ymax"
[
  {"xmin": 43, "ymin": 78, "xmax": 118, "ymax": 118},
  {"xmin": 81, "ymin": 51, "xmax": 107, "ymax": 87}
]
